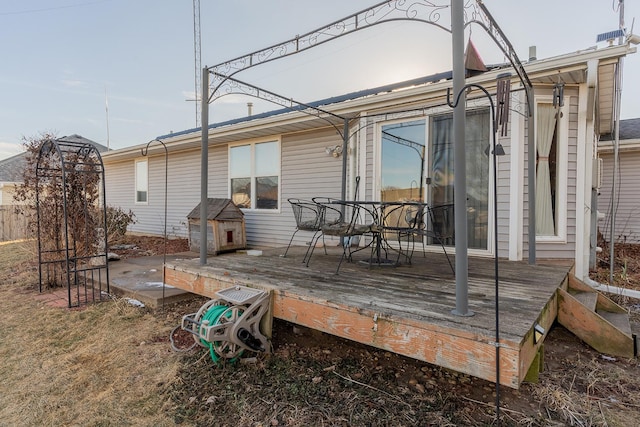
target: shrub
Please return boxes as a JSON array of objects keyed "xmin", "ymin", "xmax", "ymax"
[{"xmin": 106, "ymin": 206, "xmax": 137, "ymax": 243}]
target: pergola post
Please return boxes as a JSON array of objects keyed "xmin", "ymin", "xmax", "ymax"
[
  {"xmin": 200, "ymin": 67, "xmax": 209, "ymax": 266},
  {"xmin": 451, "ymin": 0, "xmax": 472, "ymax": 317}
]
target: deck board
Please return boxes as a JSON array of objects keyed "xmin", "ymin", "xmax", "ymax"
[{"xmin": 165, "ymin": 245, "xmax": 571, "ymax": 388}]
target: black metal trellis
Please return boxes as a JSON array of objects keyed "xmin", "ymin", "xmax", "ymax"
[{"xmin": 35, "ymin": 137, "xmax": 110, "ymax": 308}]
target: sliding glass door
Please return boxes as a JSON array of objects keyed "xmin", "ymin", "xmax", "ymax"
[
  {"xmin": 379, "ymin": 109, "xmax": 490, "ymax": 250},
  {"xmin": 429, "ymin": 109, "xmax": 490, "ymax": 250}
]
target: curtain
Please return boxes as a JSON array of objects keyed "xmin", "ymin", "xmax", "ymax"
[{"xmin": 535, "ymin": 104, "xmax": 557, "ymax": 235}]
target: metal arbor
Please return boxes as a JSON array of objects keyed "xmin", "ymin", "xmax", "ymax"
[{"xmin": 35, "ymin": 137, "xmax": 110, "ymax": 308}]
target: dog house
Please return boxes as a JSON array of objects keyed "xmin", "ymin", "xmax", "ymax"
[{"xmin": 187, "ymin": 198, "xmax": 246, "ymax": 255}]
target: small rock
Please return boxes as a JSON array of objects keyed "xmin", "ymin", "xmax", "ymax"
[
  {"xmin": 312, "ymin": 376, "xmax": 322, "ymax": 384},
  {"xmin": 408, "ymin": 378, "xmax": 418, "ymax": 386},
  {"xmin": 415, "ymin": 383, "xmax": 425, "ymax": 393},
  {"xmin": 322, "ymin": 349, "xmax": 331, "ymax": 355},
  {"xmin": 270, "ymin": 419, "xmax": 279, "ymax": 426},
  {"xmin": 205, "ymin": 396, "xmax": 217, "ymax": 404}
]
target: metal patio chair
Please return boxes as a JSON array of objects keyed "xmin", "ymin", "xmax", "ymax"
[
  {"xmin": 282, "ymin": 198, "xmax": 326, "ymax": 266},
  {"xmin": 398, "ymin": 203, "xmax": 455, "ymax": 274},
  {"xmin": 311, "ymin": 197, "xmax": 377, "ymax": 274},
  {"xmin": 380, "ymin": 201, "xmax": 423, "ymax": 265}
]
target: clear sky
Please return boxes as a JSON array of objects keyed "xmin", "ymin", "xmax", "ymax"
[{"xmin": 1, "ymin": 0, "xmax": 639, "ymax": 160}]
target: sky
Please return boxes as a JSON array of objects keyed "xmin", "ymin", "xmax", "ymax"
[{"xmin": 1, "ymin": 0, "xmax": 639, "ymax": 160}]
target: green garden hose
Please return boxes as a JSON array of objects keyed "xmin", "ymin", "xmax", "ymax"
[{"xmin": 199, "ymin": 304, "xmax": 243, "ymax": 363}]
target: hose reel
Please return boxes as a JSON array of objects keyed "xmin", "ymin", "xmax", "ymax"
[{"xmin": 181, "ymin": 285, "xmax": 271, "ymax": 363}]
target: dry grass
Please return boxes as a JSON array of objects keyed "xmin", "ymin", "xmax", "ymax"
[
  {"xmin": 2, "ymin": 239, "xmax": 640, "ymax": 426},
  {"xmin": 0, "ymin": 240, "xmax": 182, "ymax": 426}
]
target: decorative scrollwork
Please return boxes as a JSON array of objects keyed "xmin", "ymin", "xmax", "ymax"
[
  {"xmin": 210, "ymin": 1, "xmax": 451, "ymax": 92},
  {"xmin": 208, "ymin": 0, "xmax": 532, "ymax": 114}
]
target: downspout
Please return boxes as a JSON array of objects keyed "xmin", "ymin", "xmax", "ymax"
[
  {"xmin": 527, "ymin": 84, "xmax": 536, "ymax": 265},
  {"xmin": 609, "ymin": 58, "xmax": 622, "ymax": 285},
  {"xmin": 341, "ymin": 118, "xmax": 349, "ymax": 202}
]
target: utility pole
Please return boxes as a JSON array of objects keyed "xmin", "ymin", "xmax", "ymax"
[{"xmin": 193, "ymin": 0, "xmax": 202, "ymax": 128}]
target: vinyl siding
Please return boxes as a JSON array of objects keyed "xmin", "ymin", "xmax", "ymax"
[
  {"xmin": 104, "ymin": 149, "xmax": 202, "ymax": 238},
  {"xmin": 599, "ymin": 148, "xmax": 640, "ymax": 243},
  {"xmin": 522, "ymin": 90, "xmax": 579, "ymax": 260},
  {"xmin": 277, "ymin": 128, "xmax": 344, "ymax": 247},
  {"xmin": 496, "ymin": 128, "xmax": 511, "ymax": 258}
]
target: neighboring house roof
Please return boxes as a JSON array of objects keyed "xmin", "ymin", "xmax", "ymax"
[
  {"xmin": 0, "ymin": 152, "xmax": 27, "ymax": 183},
  {"xmin": 0, "ymin": 135, "xmax": 108, "ymax": 183},
  {"xmin": 57, "ymin": 134, "xmax": 109, "ymax": 153},
  {"xmin": 600, "ymin": 118, "xmax": 640, "ymax": 141},
  {"xmin": 599, "ymin": 118, "xmax": 640, "ymax": 152}
]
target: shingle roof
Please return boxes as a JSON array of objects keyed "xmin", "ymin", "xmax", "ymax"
[
  {"xmin": 0, "ymin": 152, "xmax": 27, "ymax": 182},
  {"xmin": 600, "ymin": 118, "xmax": 640, "ymax": 141}
]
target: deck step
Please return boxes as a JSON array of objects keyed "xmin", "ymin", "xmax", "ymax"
[
  {"xmin": 570, "ymin": 290, "xmax": 597, "ymax": 311},
  {"xmin": 597, "ymin": 310, "xmax": 633, "ymax": 337},
  {"xmin": 558, "ymin": 285, "xmax": 635, "ymax": 359}
]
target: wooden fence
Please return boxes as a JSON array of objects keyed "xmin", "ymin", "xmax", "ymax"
[{"xmin": 0, "ymin": 205, "xmax": 32, "ymax": 242}]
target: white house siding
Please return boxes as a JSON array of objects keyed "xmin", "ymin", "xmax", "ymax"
[
  {"xmin": 522, "ymin": 90, "xmax": 579, "ymax": 260},
  {"xmin": 276, "ymin": 127, "xmax": 344, "ymax": 248},
  {"xmin": 599, "ymin": 147, "xmax": 640, "ymax": 243},
  {"xmin": 496, "ymin": 129, "xmax": 511, "ymax": 258},
  {"xmin": 104, "ymin": 149, "xmax": 202, "ymax": 238}
]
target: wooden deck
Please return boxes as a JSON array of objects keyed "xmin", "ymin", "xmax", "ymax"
[{"xmin": 164, "ymin": 245, "xmax": 572, "ymax": 389}]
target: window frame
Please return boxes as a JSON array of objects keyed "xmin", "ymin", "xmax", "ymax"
[
  {"xmin": 228, "ymin": 138, "xmax": 281, "ymax": 211},
  {"xmin": 134, "ymin": 158, "xmax": 148, "ymax": 204},
  {"xmin": 534, "ymin": 96, "xmax": 568, "ymax": 243}
]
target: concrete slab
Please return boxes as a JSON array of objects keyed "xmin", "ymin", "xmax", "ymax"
[{"xmin": 107, "ymin": 252, "xmax": 199, "ymax": 308}]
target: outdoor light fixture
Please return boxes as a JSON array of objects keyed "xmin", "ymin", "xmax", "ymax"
[
  {"xmin": 533, "ymin": 323, "xmax": 546, "ymax": 344},
  {"xmin": 325, "ymin": 145, "xmax": 343, "ymax": 157}
]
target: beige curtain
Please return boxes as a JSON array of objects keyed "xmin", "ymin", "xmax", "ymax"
[{"xmin": 535, "ymin": 104, "xmax": 557, "ymax": 235}]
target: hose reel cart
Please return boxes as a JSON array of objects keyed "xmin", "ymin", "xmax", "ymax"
[{"xmin": 181, "ymin": 285, "xmax": 271, "ymax": 363}]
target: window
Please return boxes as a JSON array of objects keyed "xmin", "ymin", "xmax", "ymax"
[
  {"xmin": 535, "ymin": 101, "xmax": 566, "ymax": 239},
  {"xmin": 135, "ymin": 159, "xmax": 148, "ymax": 203},
  {"xmin": 229, "ymin": 140, "xmax": 279, "ymax": 210}
]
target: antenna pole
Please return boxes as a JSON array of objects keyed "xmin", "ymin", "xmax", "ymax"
[{"xmin": 105, "ymin": 86, "xmax": 110, "ymax": 150}]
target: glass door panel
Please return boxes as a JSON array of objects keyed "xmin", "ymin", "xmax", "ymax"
[
  {"xmin": 428, "ymin": 109, "xmax": 490, "ymax": 250},
  {"xmin": 381, "ymin": 120, "xmax": 425, "ymax": 203}
]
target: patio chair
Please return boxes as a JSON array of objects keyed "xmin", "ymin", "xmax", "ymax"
[
  {"xmin": 398, "ymin": 203, "xmax": 455, "ymax": 274},
  {"xmin": 380, "ymin": 202, "xmax": 423, "ymax": 265},
  {"xmin": 282, "ymin": 198, "xmax": 327, "ymax": 266},
  {"xmin": 311, "ymin": 197, "xmax": 377, "ymax": 274}
]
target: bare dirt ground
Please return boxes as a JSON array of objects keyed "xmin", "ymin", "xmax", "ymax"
[{"xmin": 2, "ymin": 237, "xmax": 640, "ymax": 426}]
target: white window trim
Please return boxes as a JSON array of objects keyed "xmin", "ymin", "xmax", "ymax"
[
  {"xmin": 134, "ymin": 158, "xmax": 148, "ymax": 205},
  {"xmin": 228, "ymin": 138, "xmax": 281, "ymax": 212},
  {"xmin": 534, "ymin": 95, "xmax": 569, "ymax": 243}
]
